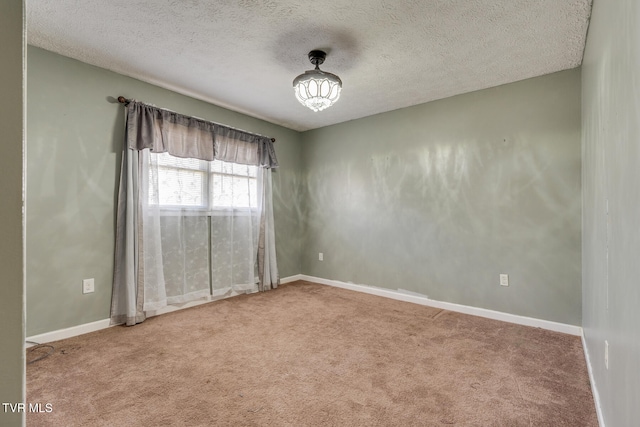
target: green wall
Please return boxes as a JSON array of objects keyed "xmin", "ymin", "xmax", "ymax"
[
  {"xmin": 26, "ymin": 46, "xmax": 303, "ymax": 336},
  {"xmin": 582, "ymin": 0, "xmax": 640, "ymax": 424},
  {"xmin": 301, "ymin": 69, "xmax": 582, "ymax": 325},
  {"xmin": 24, "ymin": 4, "xmax": 640, "ymax": 422},
  {"xmin": 0, "ymin": 1, "xmax": 25, "ymax": 426},
  {"xmin": 27, "ymin": 47, "xmax": 584, "ymax": 336}
]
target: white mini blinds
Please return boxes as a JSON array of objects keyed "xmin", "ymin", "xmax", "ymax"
[{"xmin": 149, "ymin": 152, "xmax": 257, "ymax": 210}]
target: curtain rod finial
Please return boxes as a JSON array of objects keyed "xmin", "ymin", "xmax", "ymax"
[{"xmin": 117, "ymin": 96, "xmax": 128, "ymax": 104}]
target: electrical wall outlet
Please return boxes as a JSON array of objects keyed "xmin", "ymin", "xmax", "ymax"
[
  {"xmin": 499, "ymin": 274, "xmax": 509, "ymax": 287},
  {"xmin": 318, "ymin": 252, "xmax": 324, "ymax": 261},
  {"xmin": 605, "ymin": 340, "xmax": 609, "ymax": 369},
  {"xmin": 83, "ymin": 278, "xmax": 95, "ymax": 294}
]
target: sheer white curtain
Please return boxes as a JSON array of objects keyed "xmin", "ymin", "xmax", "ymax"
[
  {"xmin": 111, "ymin": 100, "xmax": 279, "ymax": 326},
  {"xmin": 207, "ymin": 160, "xmax": 260, "ymax": 296},
  {"xmin": 143, "ymin": 153, "xmax": 210, "ymax": 310}
]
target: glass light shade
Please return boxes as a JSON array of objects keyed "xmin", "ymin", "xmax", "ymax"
[{"xmin": 293, "ymin": 69, "xmax": 342, "ymax": 112}]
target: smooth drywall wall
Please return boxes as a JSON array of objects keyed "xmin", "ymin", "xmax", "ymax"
[
  {"xmin": 0, "ymin": 1, "xmax": 25, "ymax": 426},
  {"xmin": 582, "ymin": 0, "xmax": 640, "ymax": 424},
  {"xmin": 26, "ymin": 46, "xmax": 303, "ymax": 336},
  {"xmin": 302, "ymin": 69, "xmax": 581, "ymax": 325}
]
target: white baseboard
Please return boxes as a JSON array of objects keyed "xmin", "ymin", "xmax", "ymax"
[
  {"xmin": 290, "ymin": 274, "xmax": 582, "ymax": 336},
  {"xmin": 582, "ymin": 331, "xmax": 605, "ymax": 427},
  {"xmin": 26, "ymin": 296, "xmax": 228, "ymax": 345},
  {"xmin": 26, "ymin": 284, "xmax": 274, "ymax": 345},
  {"xmin": 280, "ymin": 274, "xmax": 304, "ymax": 284},
  {"xmin": 28, "ymin": 274, "xmax": 582, "ymax": 346},
  {"xmin": 26, "ymin": 318, "xmax": 112, "ymax": 346}
]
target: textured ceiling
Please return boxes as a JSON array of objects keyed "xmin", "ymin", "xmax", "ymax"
[{"xmin": 27, "ymin": 0, "xmax": 592, "ymax": 131}]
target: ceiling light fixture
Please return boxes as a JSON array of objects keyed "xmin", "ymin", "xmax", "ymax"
[{"xmin": 293, "ymin": 50, "xmax": 342, "ymax": 112}]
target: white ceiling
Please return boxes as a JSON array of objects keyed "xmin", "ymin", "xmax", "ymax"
[{"xmin": 27, "ymin": 0, "xmax": 592, "ymax": 132}]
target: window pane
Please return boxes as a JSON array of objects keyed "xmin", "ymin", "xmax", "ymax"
[
  {"xmin": 149, "ymin": 153, "xmax": 207, "ymax": 207},
  {"xmin": 231, "ymin": 176, "xmax": 251, "ymax": 206},
  {"xmin": 211, "ymin": 161, "xmax": 223, "ymax": 173},
  {"xmin": 211, "ymin": 160, "xmax": 257, "ymax": 178},
  {"xmin": 209, "ymin": 160, "xmax": 257, "ymax": 209},
  {"xmin": 230, "ymin": 162, "xmax": 256, "ymax": 177},
  {"xmin": 211, "ymin": 174, "xmax": 231, "ymax": 207},
  {"xmin": 150, "ymin": 155, "xmax": 257, "ymax": 209},
  {"xmin": 157, "ymin": 167, "xmax": 206, "ymax": 206},
  {"xmin": 211, "ymin": 173, "xmax": 257, "ymax": 208}
]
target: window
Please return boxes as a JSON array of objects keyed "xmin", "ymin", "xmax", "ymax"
[{"xmin": 149, "ymin": 152, "xmax": 257, "ymax": 210}]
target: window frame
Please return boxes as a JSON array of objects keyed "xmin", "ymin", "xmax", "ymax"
[{"xmin": 150, "ymin": 152, "xmax": 258, "ymax": 215}]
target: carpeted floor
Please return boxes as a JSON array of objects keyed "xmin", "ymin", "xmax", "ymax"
[{"xmin": 27, "ymin": 280, "xmax": 597, "ymax": 426}]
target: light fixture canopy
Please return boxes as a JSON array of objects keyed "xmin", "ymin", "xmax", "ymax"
[{"xmin": 293, "ymin": 50, "xmax": 342, "ymax": 112}]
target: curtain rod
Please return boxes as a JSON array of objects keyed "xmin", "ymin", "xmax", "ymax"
[{"xmin": 117, "ymin": 96, "xmax": 276, "ymax": 143}]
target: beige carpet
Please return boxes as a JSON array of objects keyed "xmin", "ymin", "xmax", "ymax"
[{"xmin": 27, "ymin": 281, "xmax": 597, "ymax": 426}]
